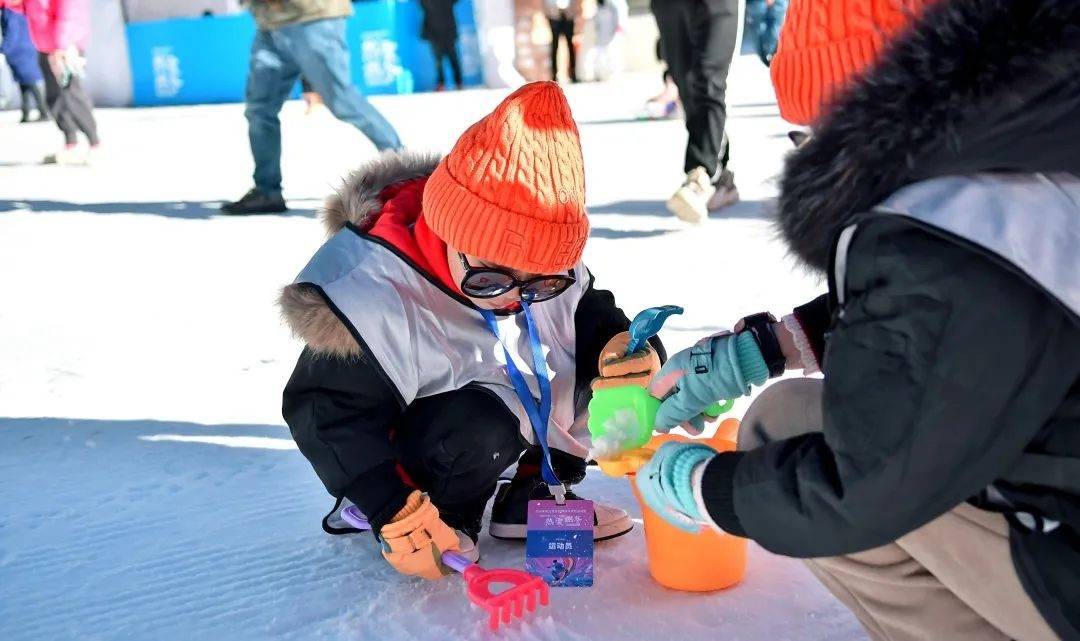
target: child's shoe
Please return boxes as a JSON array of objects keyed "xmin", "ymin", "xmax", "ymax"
[{"xmin": 489, "ymin": 477, "xmax": 633, "ymax": 541}]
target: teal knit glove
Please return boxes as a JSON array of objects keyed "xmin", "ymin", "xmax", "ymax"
[
  {"xmin": 635, "ymin": 442, "xmax": 717, "ymax": 532},
  {"xmin": 649, "ymin": 332, "xmax": 769, "ymax": 431}
]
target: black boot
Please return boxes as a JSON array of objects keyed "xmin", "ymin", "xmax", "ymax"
[
  {"xmin": 221, "ymin": 188, "xmax": 287, "ymax": 215},
  {"xmin": 32, "ymin": 83, "xmax": 51, "ymax": 121},
  {"xmin": 19, "ymin": 86, "xmax": 32, "ymax": 123},
  {"xmin": 489, "ymin": 475, "xmax": 633, "ymax": 542}
]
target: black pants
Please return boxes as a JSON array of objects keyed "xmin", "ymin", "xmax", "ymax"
[
  {"xmin": 19, "ymin": 83, "xmax": 48, "ymax": 120},
  {"xmin": 548, "ymin": 13, "xmax": 577, "ymax": 82},
  {"xmin": 431, "ymin": 40, "xmax": 462, "ymax": 88},
  {"xmin": 396, "ymin": 387, "xmax": 524, "ymax": 533},
  {"xmin": 651, "ymin": 0, "xmax": 738, "ymax": 176},
  {"xmin": 39, "ymin": 53, "xmax": 98, "ymax": 146},
  {"xmin": 394, "ymin": 387, "xmax": 587, "ymax": 532}
]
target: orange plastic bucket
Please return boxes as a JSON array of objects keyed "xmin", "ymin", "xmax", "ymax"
[{"xmin": 630, "ymin": 419, "xmax": 748, "ymax": 592}]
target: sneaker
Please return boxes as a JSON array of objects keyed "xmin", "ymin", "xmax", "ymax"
[
  {"xmin": 707, "ymin": 168, "xmax": 740, "ymax": 211},
  {"xmin": 643, "ymin": 98, "xmax": 679, "ymax": 120},
  {"xmin": 489, "ymin": 477, "xmax": 633, "ymax": 541},
  {"xmin": 84, "ymin": 144, "xmax": 102, "ymax": 166},
  {"xmin": 666, "ymin": 167, "xmax": 715, "ymax": 223},
  {"xmin": 221, "ymin": 188, "xmax": 287, "ymax": 215}
]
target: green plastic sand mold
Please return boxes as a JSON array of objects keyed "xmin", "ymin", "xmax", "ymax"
[{"xmin": 587, "ymin": 306, "xmax": 736, "ymax": 458}]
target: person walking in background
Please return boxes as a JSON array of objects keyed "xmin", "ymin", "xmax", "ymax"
[
  {"xmin": 544, "ymin": 0, "xmax": 580, "ymax": 83},
  {"xmin": 748, "ymin": 0, "xmax": 789, "ymax": 66},
  {"xmin": 642, "ymin": 37, "xmax": 679, "ymax": 119},
  {"xmin": 222, "ymin": 0, "xmax": 402, "ymax": 216},
  {"xmin": 651, "ymin": 0, "xmax": 740, "ymax": 223},
  {"xmin": 587, "ymin": 0, "xmax": 627, "ymax": 82},
  {"xmin": 22, "ymin": 0, "xmax": 98, "ymax": 165},
  {"xmin": 419, "ymin": 0, "xmax": 461, "ymax": 91},
  {"xmin": 0, "ymin": 0, "xmax": 50, "ymax": 123}
]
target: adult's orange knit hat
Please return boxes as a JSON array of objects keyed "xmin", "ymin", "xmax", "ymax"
[
  {"xmin": 423, "ymin": 81, "xmax": 589, "ymax": 274},
  {"xmin": 771, "ymin": 0, "xmax": 936, "ymax": 125}
]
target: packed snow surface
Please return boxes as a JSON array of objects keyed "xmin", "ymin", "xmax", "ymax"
[{"xmin": 0, "ymin": 57, "xmax": 865, "ymax": 640}]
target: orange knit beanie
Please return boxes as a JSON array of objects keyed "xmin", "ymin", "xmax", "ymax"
[
  {"xmin": 771, "ymin": 0, "xmax": 936, "ymax": 125},
  {"xmin": 423, "ymin": 81, "xmax": 589, "ymax": 274}
]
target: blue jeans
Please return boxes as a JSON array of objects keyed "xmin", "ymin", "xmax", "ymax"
[
  {"xmin": 245, "ymin": 18, "xmax": 402, "ymax": 195},
  {"xmin": 748, "ymin": 0, "xmax": 788, "ymax": 66}
]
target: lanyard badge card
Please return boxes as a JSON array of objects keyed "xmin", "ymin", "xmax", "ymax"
[{"xmin": 483, "ymin": 305, "xmax": 595, "ymax": 588}]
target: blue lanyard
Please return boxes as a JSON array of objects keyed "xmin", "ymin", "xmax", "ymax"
[{"xmin": 482, "ymin": 302, "xmax": 565, "ymax": 498}]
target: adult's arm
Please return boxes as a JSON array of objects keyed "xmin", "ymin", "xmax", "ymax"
[{"xmin": 699, "ymin": 219, "xmax": 1080, "ymax": 556}]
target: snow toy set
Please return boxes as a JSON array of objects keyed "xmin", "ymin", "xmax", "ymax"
[
  {"xmin": 338, "ymin": 306, "xmax": 748, "ymax": 630},
  {"xmin": 588, "ymin": 306, "xmax": 733, "ymax": 459},
  {"xmin": 587, "ymin": 306, "xmax": 749, "ymax": 592}
]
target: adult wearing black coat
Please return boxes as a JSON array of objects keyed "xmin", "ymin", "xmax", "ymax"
[
  {"xmin": 641, "ymin": 1, "xmax": 1080, "ymax": 639},
  {"xmin": 419, "ymin": 0, "xmax": 461, "ymax": 90}
]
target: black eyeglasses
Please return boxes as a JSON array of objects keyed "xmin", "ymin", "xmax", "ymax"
[{"xmin": 458, "ymin": 254, "xmax": 576, "ymax": 303}]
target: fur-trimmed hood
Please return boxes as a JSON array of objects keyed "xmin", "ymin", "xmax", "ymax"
[
  {"xmin": 778, "ymin": 0, "xmax": 1080, "ymax": 272},
  {"xmin": 319, "ymin": 150, "xmax": 442, "ymax": 236},
  {"xmin": 279, "ymin": 151, "xmax": 442, "ymax": 357}
]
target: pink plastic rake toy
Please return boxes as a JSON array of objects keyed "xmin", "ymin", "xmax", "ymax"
[{"xmin": 340, "ymin": 506, "xmax": 550, "ymax": 631}]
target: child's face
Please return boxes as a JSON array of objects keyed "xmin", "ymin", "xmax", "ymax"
[{"xmin": 447, "ymin": 247, "xmax": 538, "ymax": 311}]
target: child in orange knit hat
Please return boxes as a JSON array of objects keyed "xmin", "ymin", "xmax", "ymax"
[{"xmin": 279, "ymin": 82, "xmax": 661, "ymax": 580}]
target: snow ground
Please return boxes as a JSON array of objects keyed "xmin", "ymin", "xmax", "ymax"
[{"xmin": 0, "ymin": 56, "xmax": 865, "ymax": 640}]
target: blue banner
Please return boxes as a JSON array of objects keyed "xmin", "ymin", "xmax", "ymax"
[
  {"xmin": 126, "ymin": 0, "xmax": 482, "ymax": 106},
  {"xmin": 127, "ymin": 13, "xmax": 257, "ymax": 106}
]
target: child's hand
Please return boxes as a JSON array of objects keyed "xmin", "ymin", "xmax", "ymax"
[
  {"xmin": 649, "ymin": 332, "xmax": 769, "ymax": 430},
  {"xmin": 592, "ymin": 331, "xmax": 662, "ymax": 391},
  {"xmin": 379, "ymin": 491, "xmax": 460, "ymax": 580}
]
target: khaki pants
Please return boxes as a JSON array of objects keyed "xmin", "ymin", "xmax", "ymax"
[{"xmin": 740, "ymin": 379, "xmax": 1057, "ymax": 641}]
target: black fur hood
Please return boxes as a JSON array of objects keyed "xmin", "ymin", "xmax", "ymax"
[{"xmin": 778, "ymin": 0, "xmax": 1080, "ymax": 272}]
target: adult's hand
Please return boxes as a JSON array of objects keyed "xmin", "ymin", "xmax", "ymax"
[{"xmin": 649, "ymin": 332, "xmax": 769, "ymax": 430}]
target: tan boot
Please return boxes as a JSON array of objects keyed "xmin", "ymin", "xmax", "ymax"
[
  {"xmin": 707, "ymin": 168, "xmax": 740, "ymax": 211},
  {"xmin": 666, "ymin": 167, "xmax": 715, "ymax": 223}
]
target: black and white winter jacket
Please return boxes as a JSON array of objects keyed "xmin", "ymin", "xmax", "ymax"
[
  {"xmin": 278, "ymin": 152, "xmax": 661, "ymax": 533},
  {"xmin": 699, "ymin": 1, "xmax": 1080, "ymax": 638}
]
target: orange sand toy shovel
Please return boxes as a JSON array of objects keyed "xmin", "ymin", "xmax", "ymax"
[{"xmin": 340, "ymin": 506, "xmax": 550, "ymax": 631}]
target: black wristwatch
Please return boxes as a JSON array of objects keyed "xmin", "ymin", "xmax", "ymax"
[{"xmin": 739, "ymin": 312, "xmax": 786, "ymax": 378}]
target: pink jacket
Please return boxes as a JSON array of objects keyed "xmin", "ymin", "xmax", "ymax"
[
  {"xmin": 21, "ymin": 0, "xmax": 90, "ymax": 53},
  {"xmin": 0, "ymin": 0, "xmax": 26, "ymax": 14}
]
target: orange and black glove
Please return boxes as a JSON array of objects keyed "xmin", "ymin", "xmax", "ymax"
[
  {"xmin": 379, "ymin": 490, "xmax": 461, "ymax": 580},
  {"xmin": 591, "ymin": 331, "xmax": 662, "ymax": 391}
]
